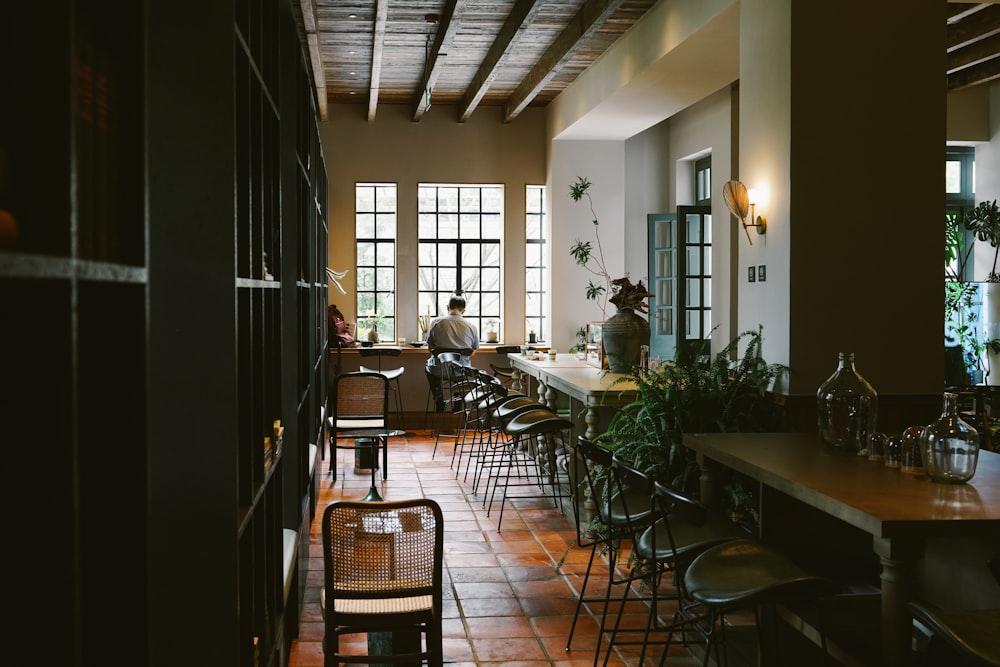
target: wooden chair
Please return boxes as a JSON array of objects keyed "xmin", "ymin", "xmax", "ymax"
[
  {"xmin": 327, "ymin": 372, "xmax": 390, "ymax": 478},
  {"xmin": 321, "ymin": 498, "xmax": 444, "ymax": 667}
]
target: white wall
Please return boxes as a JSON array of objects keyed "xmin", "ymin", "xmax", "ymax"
[{"xmin": 547, "ymin": 141, "xmax": 626, "ymax": 351}]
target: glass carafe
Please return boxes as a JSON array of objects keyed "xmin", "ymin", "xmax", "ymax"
[
  {"xmin": 816, "ymin": 352, "xmax": 878, "ymax": 454},
  {"xmin": 921, "ymin": 392, "xmax": 980, "ymax": 484}
]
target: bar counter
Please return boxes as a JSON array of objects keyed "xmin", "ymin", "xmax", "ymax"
[{"xmin": 683, "ymin": 431, "xmax": 1000, "ymax": 666}]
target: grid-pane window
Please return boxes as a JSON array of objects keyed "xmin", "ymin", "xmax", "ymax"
[
  {"xmin": 418, "ymin": 184, "xmax": 503, "ymax": 338},
  {"xmin": 695, "ymin": 156, "xmax": 712, "ymax": 206},
  {"xmin": 356, "ymin": 183, "xmax": 396, "ymax": 341},
  {"xmin": 526, "ymin": 185, "xmax": 546, "ymax": 342},
  {"xmin": 682, "ymin": 209, "xmax": 712, "ymax": 341}
]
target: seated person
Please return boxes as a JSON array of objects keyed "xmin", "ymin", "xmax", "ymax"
[{"xmin": 425, "ymin": 294, "xmax": 480, "ymax": 412}]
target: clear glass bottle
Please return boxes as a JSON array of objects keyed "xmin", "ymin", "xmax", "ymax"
[
  {"xmin": 816, "ymin": 352, "xmax": 878, "ymax": 454},
  {"xmin": 920, "ymin": 392, "xmax": 980, "ymax": 484}
]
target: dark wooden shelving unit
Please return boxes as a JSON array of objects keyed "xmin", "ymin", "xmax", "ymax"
[{"xmin": 1, "ymin": 1, "xmax": 328, "ymax": 665}]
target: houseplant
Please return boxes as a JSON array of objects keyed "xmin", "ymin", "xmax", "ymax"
[
  {"xmin": 961, "ymin": 200, "xmax": 1000, "ymax": 383},
  {"xmin": 569, "ymin": 176, "xmax": 654, "ymax": 372},
  {"xmin": 360, "ymin": 311, "xmax": 384, "ymax": 343},
  {"xmin": 596, "ymin": 326, "xmax": 788, "ymax": 528},
  {"xmin": 946, "ymin": 209, "xmax": 984, "ymax": 383},
  {"xmin": 485, "ymin": 319, "xmax": 498, "ymax": 343}
]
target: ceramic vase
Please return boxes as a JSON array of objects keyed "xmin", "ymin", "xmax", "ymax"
[{"xmin": 601, "ymin": 308, "xmax": 650, "ymax": 373}]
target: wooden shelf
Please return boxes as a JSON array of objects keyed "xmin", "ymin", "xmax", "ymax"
[{"xmin": 1, "ymin": 0, "xmax": 328, "ymax": 664}]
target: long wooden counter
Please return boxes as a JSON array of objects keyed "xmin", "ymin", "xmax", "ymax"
[
  {"xmin": 683, "ymin": 431, "xmax": 1000, "ymax": 666},
  {"xmin": 507, "ymin": 353, "xmax": 636, "ymax": 440}
]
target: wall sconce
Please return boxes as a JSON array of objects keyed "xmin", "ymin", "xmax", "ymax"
[{"xmin": 723, "ymin": 180, "xmax": 767, "ymax": 245}]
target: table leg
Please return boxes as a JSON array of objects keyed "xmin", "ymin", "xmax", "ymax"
[
  {"xmin": 362, "ymin": 438, "xmax": 384, "ymax": 501},
  {"xmin": 696, "ymin": 454, "xmax": 723, "ymax": 510},
  {"xmin": 873, "ymin": 536, "xmax": 923, "ymax": 667},
  {"xmin": 542, "ymin": 380, "xmax": 557, "ymax": 410},
  {"xmin": 584, "ymin": 406, "xmax": 600, "ymax": 441},
  {"xmin": 511, "ymin": 366, "xmax": 524, "ymax": 395}
]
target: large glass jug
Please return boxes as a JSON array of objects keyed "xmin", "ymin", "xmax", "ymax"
[{"xmin": 816, "ymin": 352, "xmax": 878, "ymax": 454}]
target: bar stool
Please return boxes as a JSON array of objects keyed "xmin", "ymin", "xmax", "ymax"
[
  {"xmin": 680, "ymin": 538, "xmax": 842, "ymax": 667},
  {"xmin": 908, "ymin": 602, "xmax": 1000, "ymax": 666},
  {"xmin": 565, "ymin": 439, "xmax": 654, "ymax": 662},
  {"xmin": 358, "ymin": 346, "xmax": 405, "ymax": 430},
  {"xmin": 602, "ymin": 458, "xmax": 746, "ymax": 667},
  {"xmin": 490, "ymin": 345, "xmax": 521, "ymax": 389},
  {"xmin": 486, "ymin": 406, "xmax": 573, "ymax": 531},
  {"xmin": 471, "ymin": 394, "xmax": 541, "ymax": 496}
]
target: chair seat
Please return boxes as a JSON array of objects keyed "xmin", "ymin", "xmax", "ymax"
[
  {"xmin": 322, "ymin": 589, "xmax": 434, "ymax": 615},
  {"xmin": 635, "ymin": 512, "xmax": 745, "ymax": 566},
  {"xmin": 684, "ymin": 538, "xmax": 841, "ymax": 608},
  {"xmin": 503, "ymin": 408, "xmax": 573, "ymax": 435},
  {"xmin": 335, "ymin": 417, "xmax": 385, "ymax": 431},
  {"xmin": 909, "ymin": 602, "xmax": 1000, "ymax": 665},
  {"xmin": 360, "ymin": 364, "xmax": 404, "ymax": 380}
]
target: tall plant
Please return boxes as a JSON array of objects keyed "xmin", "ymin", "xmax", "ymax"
[
  {"xmin": 596, "ymin": 327, "xmax": 787, "ymax": 524},
  {"xmin": 946, "ymin": 209, "xmax": 984, "ymax": 380}
]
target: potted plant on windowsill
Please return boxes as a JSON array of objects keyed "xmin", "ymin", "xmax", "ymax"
[
  {"xmin": 569, "ymin": 176, "xmax": 654, "ymax": 372},
  {"xmin": 485, "ymin": 319, "xmax": 499, "ymax": 343},
  {"xmin": 360, "ymin": 311, "xmax": 384, "ymax": 344}
]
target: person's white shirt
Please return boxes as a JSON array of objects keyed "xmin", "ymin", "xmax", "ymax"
[{"xmin": 425, "ymin": 309, "xmax": 479, "ymax": 374}]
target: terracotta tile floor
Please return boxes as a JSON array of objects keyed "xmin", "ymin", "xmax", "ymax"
[{"xmin": 287, "ymin": 430, "xmax": 706, "ymax": 667}]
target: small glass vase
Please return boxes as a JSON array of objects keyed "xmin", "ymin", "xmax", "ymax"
[
  {"xmin": 816, "ymin": 352, "xmax": 878, "ymax": 454},
  {"xmin": 920, "ymin": 392, "xmax": 980, "ymax": 484}
]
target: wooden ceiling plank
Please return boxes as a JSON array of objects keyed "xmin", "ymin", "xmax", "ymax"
[
  {"xmin": 368, "ymin": 0, "xmax": 390, "ymax": 122},
  {"xmin": 299, "ymin": 0, "xmax": 327, "ymax": 120},
  {"xmin": 503, "ymin": 0, "xmax": 627, "ymax": 122},
  {"xmin": 457, "ymin": 0, "xmax": 545, "ymax": 122},
  {"xmin": 412, "ymin": 0, "xmax": 468, "ymax": 121}
]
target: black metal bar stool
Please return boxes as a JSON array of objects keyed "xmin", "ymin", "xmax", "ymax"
[
  {"xmin": 486, "ymin": 406, "xmax": 573, "ymax": 532},
  {"xmin": 680, "ymin": 538, "xmax": 843, "ymax": 667},
  {"xmin": 358, "ymin": 346, "xmax": 405, "ymax": 430}
]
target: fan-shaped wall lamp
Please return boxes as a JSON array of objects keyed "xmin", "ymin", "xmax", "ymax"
[{"xmin": 723, "ymin": 180, "xmax": 767, "ymax": 244}]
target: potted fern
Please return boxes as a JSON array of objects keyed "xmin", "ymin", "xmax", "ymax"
[{"xmin": 596, "ymin": 326, "xmax": 787, "ymax": 530}]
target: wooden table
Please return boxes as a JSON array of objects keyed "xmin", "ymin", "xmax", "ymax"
[
  {"xmin": 508, "ymin": 353, "xmax": 636, "ymax": 440},
  {"xmin": 683, "ymin": 431, "xmax": 1000, "ymax": 666}
]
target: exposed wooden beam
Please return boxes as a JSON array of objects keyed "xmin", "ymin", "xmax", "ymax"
[
  {"xmin": 299, "ymin": 0, "xmax": 327, "ymax": 120},
  {"xmin": 367, "ymin": 0, "xmax": 389, "ymax": 122},
  {"xmin": 948, "ymin": 3, "xmax": 1000, "ymax": 51},
  {"xmin": 949, "ymin": 52, "xmax": 1000, "ymax": 89},
  {"xmin": 411, "ymin": 0, "xmax": 468, "ymax": 121},
  {"xmin": 949, "ymin": 30, "xmax": 1000, "ymax": 71},
  {"xmin": 503, "ymin": 0, "xmax": 627, "ymax": 123},
  {"xmin": 458, "ymin": 0, "xmax": 544, "ymax": 123}
]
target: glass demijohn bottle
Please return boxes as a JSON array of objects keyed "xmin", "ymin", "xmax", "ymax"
[
  {"xmin": 920, "ymin": 392, "xmax": 980, "ymax": 484},
  {"xmin": 816, "ymin": 352, "xmax": 878, "ymax": 454}
]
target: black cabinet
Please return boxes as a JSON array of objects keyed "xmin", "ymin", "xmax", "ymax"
[{"xmin": 1, "ymin": 1, "xmax": 327, "ymax": 665}]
